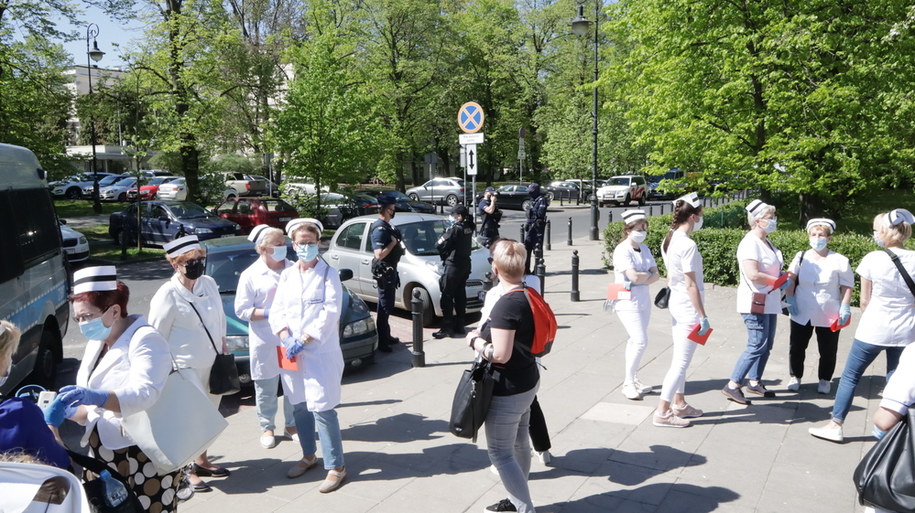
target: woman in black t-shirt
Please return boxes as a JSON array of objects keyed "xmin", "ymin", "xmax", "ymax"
[{"xmin": 468, "ymin": 240, "xmax": 539, "ymax": 513}]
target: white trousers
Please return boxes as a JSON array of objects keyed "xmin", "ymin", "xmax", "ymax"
[
  {"xmin": 660, "ymin": 309, "xmax": 699, "ymax": 403},
  {"xmin": 615, "ymin": 306, "xmax": 651, "ymax": 385}
]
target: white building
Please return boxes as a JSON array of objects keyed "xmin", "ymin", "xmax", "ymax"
[{"xmin": 63, "ymin": 65, "xmax": 134, "ymax": 173}]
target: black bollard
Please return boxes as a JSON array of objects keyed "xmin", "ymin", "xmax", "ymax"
[
  {"xmin": 649, "ymin": 205, "xmax": 654, "ymax": 217},
  {"xmin": 545, "ymin": 220, "xmax": 551, "ymax": 251},
  {"xmin": 567, "ymin": 217, "xmax": 573, "ymax": 246},
  {"xmin": 571, "ymin": 250, "xmax": 580, "ymax": 302},
  {"xmin": 411, "ymin": 289, "xmax": 425, "ymax": 368},
  {"xmin": 536, "ymin": 257, "xmax": 546, "ymax": 295},
  {"xmin": 520, "ymin": 223, "xmax": 526, "ymax": 242}
]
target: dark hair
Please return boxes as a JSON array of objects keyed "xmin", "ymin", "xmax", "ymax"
[
  {"xmin": 69, "ymin": 281, "xmax": 130, "ymax": 318},
  {"xmin": 662, "ymin": 200, "xmax": 703, "ymax": 253}
]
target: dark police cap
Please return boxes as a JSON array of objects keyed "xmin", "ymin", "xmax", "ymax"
[
  {"xmin": 451, "ymin": 204, "xmax": 469, "ymax": 217},
  {"xmin": 485, "ymin": 186, "xmax": 496, "ymax": 193},
  {"xmin": 377, "ymin": 193, "xmax": 397, "ymax": 206}
]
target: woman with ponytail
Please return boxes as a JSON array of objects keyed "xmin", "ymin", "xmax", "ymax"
[{"xmin": 653, "ymin": 193, "xmax": 710, "ymax": 428}]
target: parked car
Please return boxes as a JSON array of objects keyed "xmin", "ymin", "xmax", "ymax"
[
  {"xmin": 361, "ymin": 189, "xmax": 436, "ymax": 214},
  {"xmin": 157, "ymin": 177, "xmax": 236, "ymax": 201},
  {"xmin": 647, "ymin": 168, "xmax": 685, "ymax": 200},
  {"xmin": 126, "ymin": 176, "xmax": 180, "ymax": 201},
  {"xmin": 223, "ymin": 172, "xmax": 269, "ymax": 197},
  {"xmin": 202, "ymin": 237, "xmax": 378, "ymax": 384},
  {"xmin": 283, "ymin": 182, "xmax": 329, "ymax": 198},
  {"xmin": 545, "ymin": 180, "xmax": 586, "ymax": 201},
  {"xmin": 108, "ymin": 200, "xmax": 240, "ymax": 246},
  {"xmin": 98, "ymin": 176, "xmax": 141, "ymax": 202},
  {"xmin": 320, "ymin": 192, "xmax": 359, "ymax": 229},
  {"xmin": 476, "ymin": 184, "xmax": 535, "ymax": 211},
  {"xmin": 405, "ymin": 177, "xmax": 466, "ymax": 206},
  {"xmin": 213, "ymin": 197, "xmax": 298, "ymax": 234},
  {"xmin": 81, "ymin": 174, "xmax": 130, "ymax": 198},
  {"xmin": 58, "ymin": 220, "xmax": 89, "ymax": 263},
  {"xmin": 140, "ymin": 169, "xmax": 173, "ymax": 178},
  {"xmin": 49, "ymin": 172, "xmax": 116, "ymax": 199},
  {"xmin": 250, "ymin": 175, "xmax": 281, "ymax": 197},
  {"xmin": 350, "ymin": 194, "xmax": 381, "ymax": 217},
  {"xmin": 596, "ymin": 175, "xmax": 648, "ymax": 207},
  {"xmin": 324, "ymin": 213, "xmax": 489, "ymax": 326}
]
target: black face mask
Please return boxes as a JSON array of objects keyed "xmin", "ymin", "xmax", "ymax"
[
  {"xmin": 389, "ymin": 208, "xmax": 396, "ymax": 219},
  {"xmin": 183, "ymin": 259, "xmax": 205, "ymax": 280}
]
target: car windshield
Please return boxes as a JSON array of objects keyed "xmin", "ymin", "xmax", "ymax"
[
  {"xmin": 608, "ymin": 177, "xmax": 630, "ymax": 186},
  {"xmin": 149, "ymin": 177, "xmax": 171, "ymax": 186},
  {"xmin": 206, "ymin": 248, "xmax": 259, "ymax": 293},
  {"xmin": 262, "ymin": 199, "xmax": 294, "ymax": 212},
  {"xmin": 167, "ymin": 203, "xmax": 210, "ymax": 219},
  {"xmin": 98, "ymin": 175, "xmax": 124, "ymax": 186},
  {"xmin": 398, "ymin": 220, "xmax": 448, "ymax": 256}
]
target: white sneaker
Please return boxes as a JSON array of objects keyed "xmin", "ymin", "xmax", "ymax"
[
  {"xmin": 817, "ymin": 380, "xmax": 831, "ymax": 394},
  {"xmin": 259, "ymin": 434, "xmax": 276, "ymax": 449},
  {"xmin": 633, "ymin": 379, "xmax": 653, "ymax": 394},
  {"xmin": 536, "ymin": 450, "xmax": 552, "ymax": 466},
  {"xmin": 652, "ymin": 412, "xmax": 690, "ymax": 428},
  {"xmin": 489, "ymin": 464, "xmax": 498, "ymax": 475},
  {"xmin": 809, "ymin": 424, "xmax": 844, "ymax": 443},
  {"xmin": 621, "ymin": 383, "xmax": 642, "ymax": 400},
  {"xmin": 787, "ymin": 376, "xmax": 800, "ymax": 392}
]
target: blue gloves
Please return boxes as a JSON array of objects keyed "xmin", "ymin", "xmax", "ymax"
[
  {"xmin": 43, "ymin": 395, "xmax": 76, "ymax": 427},
  {"xmin": 623, "ymin": 278, "xmax": 632, "ymax": 291},
  {"xmin": 698, "ymin": 317, "xmax": 711, "ymax": 335},
  {"xmin": 779, "ymin": 275, "xmax": 792, "ymax": 291},
  {"xmin": 839, "ymin": 304, "xmax": 851, "ymax": 325},
  {"xmin": 786, "ymin": 296, "xmax": 799, "ymax": 317},
  {"xmin": 262, "ymin": 307, "xmax": 270, "ymax": 320},
  {"xmin": 283, "ymin": 335, "xmax": 305, "ymax": 360},
  {"xmin": 57, "ymin": 385, "xmax": 109, "ymax": 409},
  {"xmin": 872, "ymin": 425, "xmax": 887, "ymax": 440}
]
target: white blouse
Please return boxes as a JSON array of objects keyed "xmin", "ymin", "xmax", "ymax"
[
  {"xmin": 855, "ymin": 248, "xmax": 915, "ymax": 347},
  {"xmin": 662, "ymin": 230, "xmax": 704, "ymax": 318},
  {"xmin": 235, "ymin": 257, "xmax": 293, "ymax": 381},
  {"xmin": 612, "ymin": 241, "xmax": 657, "ymax": 311},
  {"xmin": 736, "ymin": 232, "xmax": 784, "ymax": 315},
  {"xmin": 787, "ymin": 249, "xmax": 854, "ymax": 327}
]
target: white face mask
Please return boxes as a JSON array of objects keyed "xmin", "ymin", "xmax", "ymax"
[
  {"xmin": 874, "ymin": 231, "xmax": 886, "ymax": 248},
  {"xmin": 809, "ymin": 236, "xmax": 828, "ymax": 251},
  {"xmin": 692, "ymin": 216, "xmax": 704, "ymax": 232},
  {"xmin": 762, "ymin": 218, "xmax": 777, "ymax": 234},
  {"xmin": 268, "ymin": 245, "xmax": 286, "ymax": 262},
  {"xmin": 630, "ymin": 230, "xmax": 647, "ymax": 243}
]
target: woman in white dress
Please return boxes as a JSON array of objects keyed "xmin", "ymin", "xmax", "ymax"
[
  {"xmin": 149, "ymin": 235, "xmax": 229, "ymax": 492},
  {"xmin": 612, "ymin": 209, "xmax": 660, "ymax": 400},
  {"xmin": 269, "ymin": 218, "xmax": 347, "ymax": 493},
  {"xmin": 234, "ymin": 224, "xmax": 296, "ymax": 449}
]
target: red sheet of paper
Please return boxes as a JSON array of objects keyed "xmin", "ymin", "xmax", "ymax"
[
  {"xmin": 607, "ymin": 283, "xmax": 632, "ymax": 301},
  {"xmin": 772, "ymin": 273, "xmax": 790, "ymax": 290},
  {"xmin": 277, "ymin": 346, "xmax": 299, "ymax": 371},
  {"xmin": 830, "ymin": 316, "xmax": 851, "ymax": 332},
  {"xmin": 688, "ymin": 324, "xmax": 713, "ymax": 345}
]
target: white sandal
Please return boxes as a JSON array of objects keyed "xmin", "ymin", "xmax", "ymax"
[{"xmin": 318, "ymin": 468, "xmax": 346, "ymax": 493}]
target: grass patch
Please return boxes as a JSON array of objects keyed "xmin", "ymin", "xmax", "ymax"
[{"xmin": 54, "ymin": 199, "xmax": 124, "ymax": 218}]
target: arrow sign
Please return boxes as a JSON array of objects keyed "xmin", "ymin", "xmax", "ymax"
[{"xmin": 466, "ymin": 144, "xmax": 478, "ymax": 176}]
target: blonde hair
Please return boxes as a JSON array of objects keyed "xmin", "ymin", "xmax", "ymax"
[
  {"xmin": 255, "ymin": 228, "xmax": 285, "ymax": 255},
  {"xmin": 875, "ymin": 212, "xmax": 912, "ymax": 246},
  {"xmin": 747, "ymin": 204, "xmax": 776, "ymax": 227},
  {"xmin": 0, "ymin": 320, "xmax": 21, "ymax": 364},
  {"xmin": 290, "ymin": 222, "xmax": 321, "ymax": 242},
  {"xmin": 167, "ymin": 247, "xmax": 206, "ymax": 267},
  {"xmin": 807, "ymin": 225, "xmax": 833, "ymax": 237},
  {"xmin": 491, "ymin": 240, "xmax": 526, "ymax": 282}
]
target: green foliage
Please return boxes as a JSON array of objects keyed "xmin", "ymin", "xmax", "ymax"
[{"xmin": 282, "ymin": 193, "xmax": 329, "ymax": 224}]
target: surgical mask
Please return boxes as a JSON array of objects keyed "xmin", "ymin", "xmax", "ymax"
[
  {"xmin": 762, "ymin": 218, "xmax": 777, "ymax": 234},
  {"xmin": 79, "ymin": 313, "xmax": 112, "ymax": 341},
  {"xmin": 874, "ymin": 232, "xmax": 886, "ymax": 248},
  {"xmin": 447, "ymin": 216, "xmax": 456, "ymax": 226},
  {"xmin": 269, "ymin": 245, "xmax": 286, "ymax": 262},
  {"xmin": 296, "ymin": 243, "xmax": 319, "ymax": 262},
  {"xmin": 630, "ymin": 230, "xmax": 647, "ymax": 244},
  {"xmin": 183, "ymin": 259, "xmax": 205, "ymax": 280},
  {"xmin": 692, "ymin": 216, "xmax": 704, "ymax": 232},
  {"xmin": 809, "ymin": 237, "xmax": 828, "ymax": 251}
]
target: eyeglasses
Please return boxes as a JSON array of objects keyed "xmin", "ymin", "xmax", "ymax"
[{"xmin": 73, "ymin": 307, "xmax": 108, "ymax": 324}]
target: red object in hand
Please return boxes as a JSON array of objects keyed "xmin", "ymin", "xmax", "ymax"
[
  {"xmin": 607, "ymin": 283, "xmax": 632, "ymax": 301},
  {"xmin": 771, "ymin": 273, "xmax": 790, "ymax": 290},
  {"xmin": 830, "ymin": 316, "xmax": 851, "ymax": 332},
  {"xmin": 688, "ymin": 324, "xmax": 713, "ymax": 345},
  {"xmin": 277, "ymin": 346, "xmax": 299, "ymax": 371}
]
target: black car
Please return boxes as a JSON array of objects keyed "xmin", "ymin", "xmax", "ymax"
[
  {"xmin": 477, "ymin": 184, "xmax": 535, "ymax": 211},
  {"xmin": 109, "ymin": 200, "xmax": 240, "ymax": 246},
  {"xmin": 201, "ymin": 237, "xmax": 378, "ymax": 384},
  {"xmin": 362, "ymin": 189, "xmax": 436, "ymax": 214}
]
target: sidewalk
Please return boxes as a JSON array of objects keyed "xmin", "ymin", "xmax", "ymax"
[{"xmin": 181, "ymin": 235, "xmax": 878, "ymax": 513}]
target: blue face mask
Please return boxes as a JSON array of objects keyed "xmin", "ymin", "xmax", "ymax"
[
  {"xmin": 874, "ymin": 231, "xmax": 886, "ymax": 248},
  {"xmin": 296, "ymin": 243, "xmax": 319, "ymax": 262},
  {"xmin": 79, "ymin": 312, "xmax": 112, "ymax": 341},
  {"xmin": 269, "ymin": 245, "xmax": 286, "ymax": 262},
  {"xmin": 809, "ymin": 236, "xmax": 828, "ymax": 251}
]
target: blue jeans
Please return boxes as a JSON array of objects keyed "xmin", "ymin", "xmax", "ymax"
[
  {"xmin": 485, "ymin": 382, "xmax": 539, "ymax": 513},
  {"xmin": 253, "ymin": 375, "xmax": 295, "ymax": 432},
  {"xmin": 293, "ymin": 403, "xmax": 345, "ymax": 469},
  {"xmin": 831, "ymin": 339, "xmax": 905, "ymax": 424},
  {"xmin": 730, "ymin": 313, "xmax": 777, "ymax": 383}
]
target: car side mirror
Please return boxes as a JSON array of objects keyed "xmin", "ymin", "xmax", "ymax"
[{"xmin": 338, "ymin": 268, "xmax": 354, "ymax": 282}]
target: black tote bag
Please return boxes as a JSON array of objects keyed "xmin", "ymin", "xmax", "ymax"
[
  {"xmin": 654, "ymin": 287, "xmax": 670, "ymax": 309},
  {"xmin": 187, "ymin": 299, "xmax": 241, "ymax": 396},
  {"xmin": 449, "ymin": 358, "xmax": 495, "ymax": 442},
  {"xmin": 853, "ymin": 408, "xmax": 915, "ymax": 512}
]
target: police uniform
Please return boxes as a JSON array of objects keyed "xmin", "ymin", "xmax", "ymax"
[
  {"xmin": 524, "ymin": 183, "xmax": 549, "ymax": 274},
  {"xmin": 370, "ymin": 195, "xmax": 403, "ymax": 350},
  {"xmin": 478, "ymin": 186, "xmax": 501, "ymax": 248},
  {"xmin": 434, "ymin": 205, "xmax": 474, "ymax": 338}
]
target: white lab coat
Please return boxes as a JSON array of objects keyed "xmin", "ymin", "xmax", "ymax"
[
  {"xmin": 612, "ymin": 241, "xmax": 657, "ymax": 312},
  {"xmin": 787, "ymin": 249, "xmax": 854, "ymax": 327},
  {"xmin": 269, "ymin": 259, "xmax": 344, "ymax": 411},
  {"xmin": 662, "ymin": 230, "xmax": 705, "ymax": 321},
  {"xmin": 75, "ymin": 315, "xmax": 172, "ymax": 450},
  {"xmin": 235, "ymin": 257, "xmax": 293, "ymax": 381}
]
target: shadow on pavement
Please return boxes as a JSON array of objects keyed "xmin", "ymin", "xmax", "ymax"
[
  {"xmin": 342, "ymin": 413, "xmax": 448, "ymax": 443},
  {"xmin": 540, "ymin": 483, "xmax": 740, "ymax": 513},
  {"xmin": 530, "ymin": 446, "xmax": 706, "ymax": 485}
]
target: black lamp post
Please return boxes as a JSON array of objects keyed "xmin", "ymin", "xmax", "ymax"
[
  {"xmin": 571, "ymin": 2, "xmax": 600, "ymax": 241},
  {"xmin": 86, "ymin": 23, "xmax": 105, "ymax": 214}
]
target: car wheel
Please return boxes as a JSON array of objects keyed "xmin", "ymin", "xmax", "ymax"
[
  {"xmin": 65, "ymin": 187, "xmax": 81, "ymax": 199},
  {"xmin": 28, "ymin": 329, "xmax": 60, "ymax": 388},
  {"xmin": 445, "ymin": 194, "xmax": 458, "ymax": 207},
  {"xmin": 118, "ymin": 192, "xmax": 127, "ymax": 202},
  {"xmin": 638, "ymin": 194, "xmax": 646, "ymax": 206},
  {"xmin": 411, "ymin": 286, "xmax": 435, "ymax": 328},
  {"xmin": 522, "ymin": 199, "xmax": 532, "ymax": 212},
  {"xmin": 408, "ymin": 193, "xmax": 419, "ymax": 201}
]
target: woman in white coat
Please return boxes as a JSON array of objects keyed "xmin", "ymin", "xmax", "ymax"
[
  {"xmin": 48, "ymin": 266, "xmax": 179, "ymax": 511},
  {"xmin": 235, "ymin": 224, "xmax": 296, "ymax": 449},
  {"xmin": 269, "ymin": 218, "xmax": 347, "ymax": 493},
  {"xmin": 612, "ymin": 209, "xmax": 660, "ymax": 400},
  {"xmin": 149, "ymin": 235, "xmax": 230, "ymax": 492}
]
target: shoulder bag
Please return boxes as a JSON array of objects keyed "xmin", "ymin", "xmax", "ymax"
[
  {"xmin": 781, "ymin": 250, "xmax": 805, "ymax": 316},
  {"xmin": 853, "ymin": 407, "xmax": 915, "ymax": 511},
  {"xmin": 884, "ymin": 248, "xmax": 915, "ymax": 298},
  {"xmin": 449, "ymin": 355, "xmax": 495, "ymax": 443},
  {"xmin": 654, "ymin": 287, "xmax": 671, "ymax": 309},
  {"xmin": 66, "ymin": 449, "xmax": 142, "ymax": 513},
  {"xmin": 187, "ymin": 299, "xmax": 241, "ymax": 396}
]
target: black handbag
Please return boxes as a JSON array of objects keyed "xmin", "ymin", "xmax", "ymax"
[
  {"xmin": 449, "ymin": 357, "xmax": 495, "ymax": 442},
  {"xmin": 654, "ymin": 287, "xmax": 671, "ymax": 309},
  {"xmin": 187, "ymin": 300, "xmax": 241, "ymax": 396},
  {"xmin": 66, "ymin": 449, "xmax": 142, "ymax": 513},
  {"xmin": 853, "ymin": 407, "xmax": 915, "ymax": 511}
]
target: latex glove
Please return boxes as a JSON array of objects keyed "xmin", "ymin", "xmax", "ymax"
[
  {"xmin": 283, "ymin": 335, "xmax": 304, "ymax": 360},
  {"xmin": 698, "ymin": 317, "xmax": 711, "ymax": 336},
  {"xmin": 623, "ymin": 278, "xmax": 632, "ymax": 291},
  {"xmin": 58, "ymin": 385, "xmax": 108, "ymax": 408},
  {"xmin": 786, "ymin": 295, "xmax": 799, "ymax": 317},
  {"xmin": 779, "ymin": 274, "xmax": 792, "ymax": 291},
  {"xmin": 603, "ymin": 300, "xmax": 616, "ymax": 312},
  {"xmin": 43, "ymin": 395, "xmax": 75, "ymax": 427},
  {"xmin": 839, "ymin": 304, "xmax": 851, "ymax": 325},
  {"xmin": 262, "ymin": 307, "xmax": 270, "ymax": 319},
  {"xmin": 872, "ymin": 425, "xmax": 887, "ymax": 440}
]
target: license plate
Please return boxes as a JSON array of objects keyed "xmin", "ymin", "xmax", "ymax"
[{"xmin": 279, "ymin": 217, "xmax": 291, "ymax": 222}]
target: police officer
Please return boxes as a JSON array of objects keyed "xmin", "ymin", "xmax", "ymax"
[
  {"xmin": 477, "ymin": 186, "xmax": 501, "ymax": 248},
  {"xmin": 433, "ymin": 204, "xmax": 474, "ymax": 339},
  {"xmin": 371, "ymin": 194, "xmax": 403, "ymax": 352},
  {"xmin": 524, "ymin": 183, "xmax": 549, "ymax": 274}
]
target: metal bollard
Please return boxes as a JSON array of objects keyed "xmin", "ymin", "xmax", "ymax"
[
  {"xmin": 536, "ymin": 257, "xmax": 546, "ymax": 295},
  {"xmin": 649, "ymin": 205, "xmax": 653, "ymax": 217},
  {"xmin": 545, "ymin": 220, "xmax": 551, "ymax": 251},
  {"xmin": 567, "ymin": 217, "xmax": 573, "ymax": 246},
  {"xmin": 571, "ymin": 250, "xmax": 580, "ymax": 302},
  {"xmin": 520, "ymin": 223, "xmax": 526, "ymax": 242},
  {"xmin": 411, "ymin": 289, "xmax": 425, "ymax": 368}
]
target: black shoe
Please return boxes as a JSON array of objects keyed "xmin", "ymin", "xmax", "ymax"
[
  {"xmin": 377, "ymin": 344, "xmax": 393, "ymax": 353},
  {"xmin": 484, "ymin": 498, "xmax": 517, "ymax": 512},
  {"xmin": 192, "ymin": 463, "xmax": 230, "ymax": 477},
  {"xmin": 389, "ymin": 337, "xmax": 401, "ymax": 345},
  {"xmin": 432, "ymin": 330, "xmax": 451, "ymax": 339}
]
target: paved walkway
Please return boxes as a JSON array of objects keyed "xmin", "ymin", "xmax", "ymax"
[{"xmin": 151, "ymin": 235, "xmax": 879, "ymax": 512}]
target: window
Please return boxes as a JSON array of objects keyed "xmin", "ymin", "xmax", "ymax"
[
  {"xmin": 237, "ymin": 200, "xmax": 253, "ymax": 214},
  {"xmin": 633, "ymin": 176, "xmax": 645, "ymax": 185},
  {"xmin": 337, "ymin": 222, "xmax": 365, "ymax": 251},
  {"xmin": 263, "ymin": 199, "xmax": 294, "ymax": 212},
  {"xmin": 215, "ymin": 200, "xmax": 236, "ymax": 215},
  {"xmin": 0, "ymin": 191, "xmax": 24, "ymax": 281},
  {"xmin": 11, "ymin": 189, "xmax": 59, "ymax": 268},
  {"xmin": 400, "ymin": 220, "xmax": 447, "ymax": 256},
  {"xmin": 150, "ymin": 205, "xmax": 169, "ymax": 220}
]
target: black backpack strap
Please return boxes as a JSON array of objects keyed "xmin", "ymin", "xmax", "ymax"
[
  {"xmin": 884, "ymin": 249, "xmax": 915, "ymax": 298},
  {"xmin": 66, "ymin": 449, "xmax": 132, "ymax": 484}
]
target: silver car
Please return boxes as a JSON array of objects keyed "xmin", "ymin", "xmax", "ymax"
[
  {"xmin": 405, "ymin": 177, "xmax": 465, "ymax": 206},
  {"xmin": 323, "ymin": 213, "xmax": 489, "ymax": 327}
]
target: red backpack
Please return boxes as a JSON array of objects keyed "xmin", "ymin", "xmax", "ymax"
[{"xmin": 508, "ymin": 287, "xmax": 558, "ymax": 357}]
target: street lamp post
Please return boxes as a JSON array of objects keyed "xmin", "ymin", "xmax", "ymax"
[
  {"xmin": 86, "ymin": 23, "xmax": 105, "ymax": 214},
  {"xmin": 572, "ymin": 2, "xmax": 600, "ymax": 241}
]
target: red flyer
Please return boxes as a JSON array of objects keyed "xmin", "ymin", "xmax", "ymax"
[
  {"xmin": 688, "ymin": 324, "xmax": 713, "ymax": 345},
  {"xmin": 772, "ymin": 273, "xmax": 790, "ymax": 290},
  {"xmin": 830, "ymin": 316, "xmax": 851, "ymax": 332},
  {"xmin": 607, "ymin": 283, "xmax": 632, "ymax": 301},
  {"xmin": 277, "ymin": 346, "xmax": 299, "ymax": 371}
]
